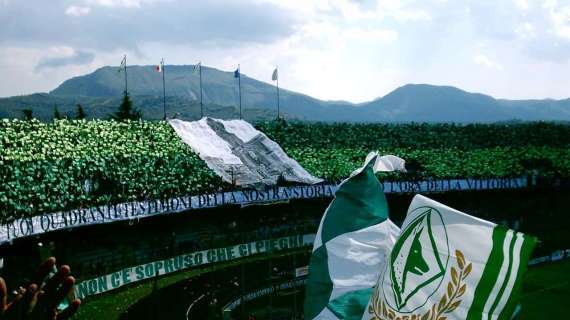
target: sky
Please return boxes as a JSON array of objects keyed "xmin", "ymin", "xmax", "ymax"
[{"xmin": 1, "ymin": 0, "xmax": 570, "ymax": 102}]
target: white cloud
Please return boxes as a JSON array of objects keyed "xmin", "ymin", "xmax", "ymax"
[
  {"xmin": 549, "ymin": 2, "xmax": 570, "ymax": 39},
  {"xmin": 516, "ymin": 22, "xmax": 537, "ymax": 39},
  {"xmin": 86, "ymin": 0, "xmax": 154, "ymax": 8},
  {"xmin": 513, "ymin": 0, "xmax": 529, "ymax": 11},
  {"xmin": 0, "ymin": 46, "xmax": 126, "ymax": 97},
  {"xmin": 65, "ymin": 6, "xmax": 91, "ymax": 16},
  {"xmin": 473, "ymin": 53, "xmax": 503, "ymax": 70},
  {"xmin": 35, "ymin": 47, "xmax": 95, "ymax": 71},
  {"xmin": 2, "ymin": 0, "xmax": 570, "ymax": 101},
  {"xmin": 343, "ymin": 28, "xmax": 398, "ymax": 42},
  {"xmin": 543, "ymin": 0, "xmax": 558, "ymax": 10},
  {"xmin": 260, "ymin": 0, "xmax": 431, "ymax": 23},
  {"xmin": 47, "ymin": 46, "xmax": 76, "ymax": 56}
]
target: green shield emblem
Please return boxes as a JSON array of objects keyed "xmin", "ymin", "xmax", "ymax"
[{"xmin": 383, "ymin": 207, "xmax": 449, "ymax": 313}]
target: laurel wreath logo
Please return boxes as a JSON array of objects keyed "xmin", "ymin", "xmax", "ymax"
[{"xmin": 369, "ymin": 249, "xmax": 472, "ymax": 320}]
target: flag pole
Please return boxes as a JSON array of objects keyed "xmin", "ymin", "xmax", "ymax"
[
  {"xmin": 238, "ymin": 64, "xmax": 242, "ymax": 119},
  {"xmin": 276, "ymin": 67, "xmax": 280, "ymax": 120},
  {"xmin": 199, "ymin": 63, "xmax": 203, "ymax": 118},
  {"xmin": 124, "ymin": 55, "xmax": 128, "ymax": 95},
  {"xmin": 162, "ymin": 58, "xmax": 166, "ymax": 120}
]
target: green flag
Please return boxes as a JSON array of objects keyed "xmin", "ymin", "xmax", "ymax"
[{"xmin": 304, "ymin": 153, "xmax": 404, "ymax": 319}]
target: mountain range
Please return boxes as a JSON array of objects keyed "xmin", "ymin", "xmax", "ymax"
[{"xmin": 1, "ymin": 64, "xmax": 569, "ymax": 123}]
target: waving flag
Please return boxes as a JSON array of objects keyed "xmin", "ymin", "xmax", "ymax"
[
  {"xmin": 364, "ymin": 195, "xmax": 536, "ymax": 320},
  {"xmin": 193, "ymin": 61, "xmax": 201, "ymax": 73},
  {"xmin": 118, "ymin": 55, "xmax": 126, "ymax": 73},
  {"xmin": 234, "ymin": 67, "xmax": 240, "ymax": 78},
  {"xmin": 304, "ymin": 153, "xmax": 404, "ymax": 320},
  {"xmin": 272, "ymin": 68, "xmax": 278, "ymax": 81},
  {"xmin": 155, "ymin": 59, "xmax": 163, "ymax": 72}
]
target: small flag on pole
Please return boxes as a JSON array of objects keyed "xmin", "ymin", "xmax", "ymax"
[
  {"xmin": 272, "ymin": 68, "xmax": 278, "ymax": 81},
  {"xmin": 155, "ymin": 59, "xmax": 163, "ymax": 73},
  {"xmin": 234, "ymin": 67, "xmax": 240, "ymax": 78},
  {"xmin": 363, "ymin": 194, "xmax": 537, "ymax": 320},
  {"xmin": 118, "ymin": 55, "xmax": 126, "ymax": 73},
  {"xmin": 193, "ymin": 62, "xmax": 201, "ymax": 73},
  {"xmin": 304, "ymin": 152, "xmax": 405, "ymax": 320}
]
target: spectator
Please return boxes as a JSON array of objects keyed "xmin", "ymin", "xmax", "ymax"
[{"xmin": 0, "ymin": 257, "xmax": 80, "ymax": 319}]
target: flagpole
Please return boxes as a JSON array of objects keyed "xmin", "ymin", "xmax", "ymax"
[
  {"xmin": 199, "ymin": 63, "xmax": 203, "ymax": 118},
  {"xmin": 276, "ymin": 67, "xmax": 280, "ymax": 120},
  {"xmin": 238, "ymin": 64, "xmax": 242, "ymax": 119},
  {"xmin": 124, "ymin": 55, "xmax": 128, "ymax": 95},
  {"xmin": 162, "ymin": 59, "xmax": 166, "ymax": 120}
]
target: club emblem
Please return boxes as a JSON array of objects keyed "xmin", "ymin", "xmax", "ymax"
[{"xmin": 369, "ymin": 207, "xmax": 473, "ymax": 320}]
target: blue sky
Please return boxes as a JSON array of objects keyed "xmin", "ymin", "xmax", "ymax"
[{"xmin": 1, "ymin": 0, "xmax": 569, "ymax": 102}]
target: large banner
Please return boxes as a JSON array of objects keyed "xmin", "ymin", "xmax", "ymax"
[
  {"xmin": 0, "ymin": 184, "xmax": 335, "ymax": 246},
  {"xmin": 169, "ymin": 118, "xmax": 322, "ymax": 186},
  {"xmin": 74, "ymin": 234, "xmax": 315, "ymax": 300},
  {"xmin": 0, "ymin": 177, "xmax": 527, "ymax": 246}
]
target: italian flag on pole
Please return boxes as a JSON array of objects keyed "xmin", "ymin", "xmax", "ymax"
[
  {"xmin": 363, "ymin": 195, "xmax": 537, "ymax": 320},
  {"xmin": 304, "ymin": 153, "xmax": 404, "ymax": 319}
]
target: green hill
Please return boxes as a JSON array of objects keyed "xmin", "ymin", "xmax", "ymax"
[
  {"xmin": 48, "ymin": 65, "xmax": 354, "ymax": 121},
  {"xmin": 1, "ymin": 65, "xmax": 570, "ymax": 122}
]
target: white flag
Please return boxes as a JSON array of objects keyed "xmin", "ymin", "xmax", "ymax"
[{"xmin": 363, "ymin": 195, "xmax": 536, "ymax": 320}]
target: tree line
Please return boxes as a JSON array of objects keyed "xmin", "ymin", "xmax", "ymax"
[{"xmin": 22, "ymin": 91, "xmax": 142, "ymax": 121}]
